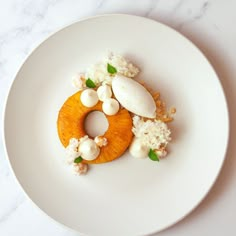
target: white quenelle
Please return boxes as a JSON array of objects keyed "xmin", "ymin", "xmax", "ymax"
[
  {"xmin": 97, "ymin": 84, "xmax": 112, "ymax": 101},
  {"xmin": 79, "ymin": 138, "xmax": 100, "ymax": 161},
  {"xmin": 129, "ymin": 137, "xmax": 149, "ymax": 158},
  {"xmin": 80, "ymin": 89, "xmax": 99, "ymax": 107},
  {"xmin": 112, "ymin": 75, "xmax": 156, "ymax": 118},
  {"xmin": 102, "ymin": 98, "xmax": 120, "ymax": 115}
]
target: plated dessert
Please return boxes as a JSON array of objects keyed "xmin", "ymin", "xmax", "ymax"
[{"xmin": 57, "ymin": 52, "xmax": 175, "ymax": 175}]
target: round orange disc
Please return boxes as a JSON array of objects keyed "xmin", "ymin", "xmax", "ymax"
[{"xmin": 57, "ymin": 91, "xmax": 133, "ymax": 164}]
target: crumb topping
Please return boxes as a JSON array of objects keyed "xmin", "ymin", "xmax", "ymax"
[{"xmin": 132, "ymin": 115, "xmax": 171, "ymax": 150}]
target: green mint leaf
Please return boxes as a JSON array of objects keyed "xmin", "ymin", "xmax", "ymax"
[
  {"xmin": 107, "ymin": 63, "xmax": 117, "ymax": 74},
  {"xmin": 148, "ymin": 149, "xmax": 159, "ymax": 161},
  {"xmin": 86, "ymin": 78, "xmax": 96, "ymax": 88},
  {"xmin": 74, "ymin": 156, "xmax": 83, "ymax": 163}
]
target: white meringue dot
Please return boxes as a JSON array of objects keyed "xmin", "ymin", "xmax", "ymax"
[
  {"xmin": 79, "ymin": 138, "xmax": 100, "ymax": 161},
  {"xmin": 97, "ymin": 84, "xmax": 112, "ymax": 101},
  {"xmin": 102, "ymin": 98, "xmax": 119, "ymax": 116},
  {"xmin": 129, "ymin": 138, "xmax": 149, "ymax": 158},
  {"xmin": 80, "ymin": 89, "xmax": 98, "ymax": 107}
]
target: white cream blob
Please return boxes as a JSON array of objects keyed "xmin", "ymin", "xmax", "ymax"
[
  {"xmin": 79, "ymin": 138, "xmax": 100, "ymax": 161},
  {"xmin": 112, "ymin": 75, "xmax": 156, "ymax": 118},
  {"xmin": 102, "ymin": 98, "xmax": 120, "ymax": 115},
  {"xmin": 129, "ymin": 138, "xmax": 149, "ymax": 158},
  {"xmin": 97, "ymin": 84, "xmax": 112, "ymax": 101},
  {"xmin": 80, "ymin": 89, "xmax": 99, "ymax": 107}
]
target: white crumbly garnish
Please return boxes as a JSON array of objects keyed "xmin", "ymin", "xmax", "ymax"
[
  {"xmin": 74, "ymin": 163, "xmax": 88, "ymax": 175},
  {"xmin": 71, "ymin": 73, "xmax": 86, "ymax": 90},
  {"xmin": 156, "ymin": 149, "xmax": 167, "ymax": 159},
  {"xmin": 94, "ymin": 136, "xmax": 108, "ymax": 147},
  {"xmin": 107, "ymin": 52, "xmax": 139, "ymax": 78},
  {"xmin": 66, "ymin": 138, "xmax": 80, "ymax": 164},
  {"xmin": 85, "ymin": 52, "xmax": 139, "ymax": 85},
  {"xmin": 132, "ymin": 116, "xmax": 171, "ymax": 150}
]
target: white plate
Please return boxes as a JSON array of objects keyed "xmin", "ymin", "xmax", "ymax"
[{"xmin": 3, "ymin": 14, "xmax": 229, "ymax": 236}]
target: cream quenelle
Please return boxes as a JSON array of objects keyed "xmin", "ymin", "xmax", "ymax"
[{"xmin": 112, "ymin": 75, "xmax": 156, "ymax": 118}]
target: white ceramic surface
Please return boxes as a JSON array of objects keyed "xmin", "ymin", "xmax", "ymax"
[{"xmin": 3, "ymin": 14, "xmax": 229, "ymax": 236}]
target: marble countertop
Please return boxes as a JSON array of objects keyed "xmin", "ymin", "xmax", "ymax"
[{"xmin": 1, "ymin": 0, "xmax": 236, "ymax": 235}]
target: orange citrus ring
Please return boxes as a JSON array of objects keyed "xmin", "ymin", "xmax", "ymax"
[{"xmin": 57, "ymin": 91, "xmax": 133, "ymax": 164}]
